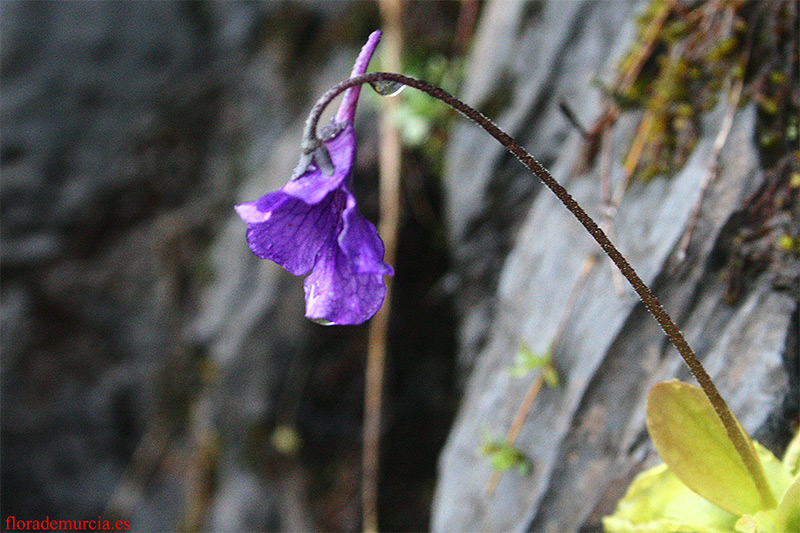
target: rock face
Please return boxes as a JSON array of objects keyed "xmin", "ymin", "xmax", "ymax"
[
  {"xmin": 1, "ymin": 2, "xmax": 382, "ymax": 529},
  {"xmin": 432, "ymin": 0, "xmax": 798, "ymax": 531},
  {"xmin": 2, "ymin": 0, "xmax": 227, "ymax": 520}
]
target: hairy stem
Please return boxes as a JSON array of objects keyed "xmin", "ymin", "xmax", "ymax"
[{"xmin": 305, "ymin": 71, "xmax": 774, "ymax": 509}]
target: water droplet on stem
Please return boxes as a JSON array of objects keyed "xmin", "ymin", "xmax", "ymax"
[{"xmin": 369, "ymin": 80, "xmax": 405, "ymax": 97}]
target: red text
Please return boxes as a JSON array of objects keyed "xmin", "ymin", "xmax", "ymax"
[{"xmin": 4, "ymin": 516, "xmax": 130, "ymax": 531}]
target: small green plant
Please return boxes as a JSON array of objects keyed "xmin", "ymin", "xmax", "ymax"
[
  {"xmin": 480, "ymin": 436, "xmax": 532, "ymax": 476},
  {"xmin": 509, "ymin": 344, "xmax": 559, "ymax": 388},
  {"xmin": 778, "ymin": 234, "xmax": 799, "ymax": 253},
  {"xmin": 604, "ymin": 381, "xmax": 800, "ymax": 532}
]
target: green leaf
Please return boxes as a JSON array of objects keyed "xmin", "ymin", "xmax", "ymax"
[
  {"xmin": 735, "ymin": 510, "xmax": 777, "ymax": 533},
  {"xmin": 509, "ymin": 344, "xmax": 555, "ymax": 380},
  {"xmin": 774, "ymin": 473, "xmax": 800, "ymax": 532},
  {"xmin": 479, "ymin": 438, "xmax": 531, "ymax": 476},
  {"xmin": 734, "ymin": 449, "xmax": 798, "ymax": 532},
  {"xmin": 646, "ymin": 381, "xmax": 789, "ymax": 516},
  {"xmin": 542, "ymin": 365, "xmax": 560, "ymax": 388},
  {"xmin": 603, "ymin": 463, "xmax": 739, "ymax": 532},
  {"xmin": 781, "ymin": 428, "xmax": 800, "ymax": 476}
]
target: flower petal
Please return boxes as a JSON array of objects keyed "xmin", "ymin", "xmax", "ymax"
[
  {"xmin": 237, "ymin": 191, "xmax": 340, "ymax": 276},
  {"xmin": 235, "ymin": 200, "xmax": 271, "ymax": 224},
  {"xmin": 339, "ymin": 188, "xmax": 394, "ymax": 276},
  {"xmin": 282, "ymin": 123, "xmax": 356, "ymax": 204},
  {"xmin": 303, "ymin": 242, "xmax": 387, "ymax": 325}
]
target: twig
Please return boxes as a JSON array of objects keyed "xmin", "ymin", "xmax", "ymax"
[
  {"xmin": 617, "ymin": 0, "xmax": 677, "ymax": 94},
  {"xmin": 181, "ymin": 393, "xmax": 218, "ymax": 532},
  {"xmin": 485, "ymin": 255, "xmax": 596, "ymax": 496},
  {"xmin": 454, "ymin": 0, "xmax": 480, "ymax": 57},
  {"xmin": 362, "ymin": 7, "xmax": 404, "ymax": 532},
  {"xmin": 486, "ymin": 374, "xmax": 545, "ymax": 495},
  {"xmin": 675, "ymin": 75, "xmax": 744, "ymax": 263},
  {"xmin": 597, "ymin": 125, "xmax": 628, "ymax": 296}
]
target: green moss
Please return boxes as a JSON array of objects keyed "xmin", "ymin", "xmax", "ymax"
[
  {"xmin": 759, "ymin": 98, "xmax": 780, "ymax": 116},
  {"xmin": 759, "ymin": 131, "xmax": 781, "ymax": 148},
  {"xmin": 778, "ymin": 235, "xmax": 799, "ymax": 253},
  {"xmin": 769, "ymin": 70, "xmax": 787, "ymax": 85},
  {"xmin": 786, "ymin": 120, "xmax": 798, "ymax": 142},
  {"xmin": 706, "ymin": 37, "xmax": 738, "ymax": 62},
  {"xmin": 664, "ymin": 20, "xmax": 691, "ymax": 42},
  {"xmin": 611, "ymin": 0, "xmax": 795, "ymax": 184},
  {"xmin": 480, "ymin": 437, "xmax": 531, "ymax": 475},
  {"xmin": 676, "ymin": 103, "xmax": 694, "ymax": 118}
]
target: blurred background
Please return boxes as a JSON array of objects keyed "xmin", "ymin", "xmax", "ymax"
[
  {"xmin": 2, "ymin": 1, "xmax": 797, "ymax": 531},
  {"xmin": 2, "ymin": 2, "xmax": 462, "ymax": 530}
]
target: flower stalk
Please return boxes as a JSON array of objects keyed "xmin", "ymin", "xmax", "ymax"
[{"xmin": 302, "ymin": 71, "xmax": 774, "ymax": 509}]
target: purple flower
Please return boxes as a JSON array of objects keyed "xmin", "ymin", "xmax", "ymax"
[{"xmin": 235, "ymin": 31, "xmax": 393, "ymax": 326}]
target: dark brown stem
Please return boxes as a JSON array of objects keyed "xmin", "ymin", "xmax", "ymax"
[{"xmin": 305, "ymin": 72, "xmax": 774, "ymax": 509}]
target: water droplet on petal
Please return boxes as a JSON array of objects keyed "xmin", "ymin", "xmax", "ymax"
[
  {"xmin": 369, "ymin": 80, "xmax": 405, "ymax": 97},
  {"xmin": 310, "ymin": 318, "xmax": 336, "ymax": 326}
]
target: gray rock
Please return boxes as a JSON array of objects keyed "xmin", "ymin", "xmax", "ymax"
[
  {"xmin": 432, "ymin": 1, "xmax": 797, "ymax": 530},
  {"xmin": 1, "ymin": 0, "xmax": 229, "ymax": 523}
]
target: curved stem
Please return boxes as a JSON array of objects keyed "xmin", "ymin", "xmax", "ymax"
[{"xmin": 305, "ymin": 71, "xmax": 774, "ymax": 509}]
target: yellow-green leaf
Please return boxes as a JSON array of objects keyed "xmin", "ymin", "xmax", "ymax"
[
  {"xmin": 781, "ymin": 429, "xmax": 800, "ymax": 476},
  {"xmin": 735, "ymin": 510, "xmax": 777, "ymax": 533},
  {"xmin": 542, "ymin": 365, "xmax": 560, "ymax": 388},
  {"xmin": 646, "ymin": 381, "xmax": 785, "ymax": 516},
  {"xmin": 509, "ymin": 344, "xmax": 553, "ymax": 379},
  {"xmin": 775, "ymin": 473, "xmax": 800, "ymax": 532},
  {"xmin": 603, "ymin": 463, "xmax": 738, "ymax": 533}
]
